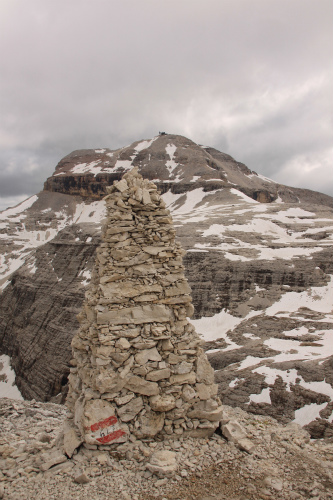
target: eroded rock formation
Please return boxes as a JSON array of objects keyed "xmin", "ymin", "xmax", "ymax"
[{"xmin": 66, "ymin": 169, "xmax": 222, "ymax": 446}]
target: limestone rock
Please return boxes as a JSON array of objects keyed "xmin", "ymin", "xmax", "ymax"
[
  {"xmin": 196, "ymin": 351, "xmax": 215, "ymax": 385},
  {"xmin": 170, "ymin": 372, "xmax": 196, "ymax": 385},
  {"xmin": 73, "ymin": 471, "xmax": 91, "ymax": 484},
  {"xmin": 150, "ymin": 394, "xmax": 176, "ymax": 412},
  {"xmin": 116, "ymin": 397, "xmax": 143, "ymax": 422},
  {"xmin": 221, "ymin": 420, "xmax": 247, "ymax": 443},
  {"xmin": 146, "ymin": 368, "xmax": 171, "ymax": 381},
  {"xmin": 135, "ymin": 347, "xmax": 162, "ymax": 365},
  {"xmin": 237, "ymin": 437, "xmax": 256, "ymax": 454},
  {"xmin": 63, "ymin": 420, "xmax": 83, "ymax": 458},
  {"xmin": 97, "ymin": 304, "xmax": 171, "ymax": 325},
  {"xmin": 134, "ymin": 410, "xmax": 165, "ymax": 439},
  {"xmin": 39, "ymin": 450, "xmax": 67, "ymax": 471},
  {"xmin": 124, "ymin": 376, "xmax": 159, "ymax": 396},
  {"xmin": 146, "ymin": 450, "xmax": 178, "ymax": 477},
  {"xmin": 95, "ymin": 372, "xmax": 127, "ymax": 394}
]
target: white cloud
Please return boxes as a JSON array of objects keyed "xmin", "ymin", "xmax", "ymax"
[{"xmin": 0, "ymin": 0, "xmax": 332, "ymax": 201}]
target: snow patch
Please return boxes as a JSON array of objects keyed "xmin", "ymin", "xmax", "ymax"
[
  {"xmin": 165, "ymin": 143, "xmax": 182, "ymax": 180},
  {"xmin": 0, "ymin": 195, "xmax": 38, "ymax": 219},
  {"xmin": 171, "ymin": 189, "xmax": 206, "ymax": 215},
  {"xmin": 0, "ymin": 354, "xmax": 23, "ymax": 400},
  {"xmin": 190, "ymin": 309, "xmax": 244, "ymax": 345},
  {"xmin": 293, "ymin": 402, "xmax": 328, "ymax": 426},
  {"xmin": 230, "ymin": 188, "xmax": 259, "ymax": 204},
  {"xmin": 134, "ymin": 137, "xmax": 157, "ymax": 152},
  {"xmin": 249, "ymin": 387, "xmax": 271, "ymax": 404},
  {"xmin": 71, "ymin": 160, "xmax": 101, "ymax": 174},
  {"xmin": 114, "ymin": 160, "xmax": 133, "ymax": 172},
  {"xmin": 266, "ymin": 277, "xmax": 333, "ymax": 316},
  {"xmin": 79, "ymin": 269, "xmax": 91, "ymax": 286}
]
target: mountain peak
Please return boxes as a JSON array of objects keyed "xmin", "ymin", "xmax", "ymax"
[{"xmin": 44, "ymin": 135, "xmax": 332, "ymax": 207}]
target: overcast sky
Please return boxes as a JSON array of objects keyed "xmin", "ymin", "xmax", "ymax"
[{"xmin": 0, "ymin": 0, "xmax": 332, "ymax": 211}]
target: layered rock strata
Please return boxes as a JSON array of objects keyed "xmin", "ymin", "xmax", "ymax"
[{"xmin": 66, "ymin": 168, "xmax": 222, "ymax": 447}]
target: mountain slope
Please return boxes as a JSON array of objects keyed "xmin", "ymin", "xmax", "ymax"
[{"xmin": 0, "ymin": 134, "xmax": 332, "ymax": 437}]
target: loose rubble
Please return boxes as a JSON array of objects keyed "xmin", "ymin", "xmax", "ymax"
[
  {"xmin": 66, "ymin": 168, "xmax": 222, "ymax": 448},
  {"xmin": 1, "ymin": 398, "xmax": 333, "ymax": 499}
]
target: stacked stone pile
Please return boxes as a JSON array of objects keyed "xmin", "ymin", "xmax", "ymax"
[{"xmin": 66, "ymin": 168, "xmax": 222, "ymax": 448}]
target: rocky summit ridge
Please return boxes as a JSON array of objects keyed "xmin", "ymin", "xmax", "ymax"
[
  {"xmin": 44, "ymin": 134, "xmax": 332, "ymax": 207},
  {"xmin": 0, "ymin": 133, "xmax": 333, "ymax": 440}
]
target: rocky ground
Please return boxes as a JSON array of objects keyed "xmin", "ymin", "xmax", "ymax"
[{"xmin": 1, "ymin": 398, "xmax": 332, "ymax": 500}]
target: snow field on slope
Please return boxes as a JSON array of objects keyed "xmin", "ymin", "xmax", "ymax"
[
  {"xmin": 163, "ymin": 188, "xmax": 226, "ymax": 224},
  {"xmin": 293, "ymin": 403, "xmax": 329, "ymax": 426},
  {"xmin": 190, "ymin": 308, "xmax": 261, "ymax": 346},
  {"xmin": 230, "ymin": 188, "xmax": 260, "ymax": 203},
  {"xmin": 202, "ymin": 218, "xmax": 320, "ymax": 244},
  {"xmin": 0, "ymin": 195, "xmax": 38, "ymax": 222},
  {"xmin": 193, "ymin": 240, "xmax": 322, "ymax": 262},
  {"xmin": 249, "ymin": 387, "xmax": 272, "ymax": 404},
  {"xmin": 252, "ymin": 365, "xmax": 333, "ymax": 425},
  {"xmin": 165, "ymin": 144, "xmax": 178, "ymax": 176},
  {"xmin": 266, "ymin": 276, "xmax": 333, "ymax": 316},
  {"xmin": 66, "ymin": 138, "xmax": 158, "ymax": 177},
  {"xmin": 0, "ymin": 199, "xmax": 106, "ymax": 288},
  {"xmin": 0, "ymin": 355, "xmax": 23, "ymax": 400},
  {"xmin": 194, "ymin": 275, "xmax": 333, "ymax": 423},
  {"xmin": 134, "ymin": 137, "xmax": 157, "ymax": 152},
  {"xmin": 72, "ymin": 200, "xmax": 106, "ymax": 224},
  {"xmin": 70, "ymin": 160, "xmax": 101, "ymax": 174},
  {"xmin": 79, "ymin": 269, "xmax": 91, "ymax": 286},
  {"xmin": 263, "ymin": 330, "xmax": 333, "ymax": 363},
  {"xmin": 190, "ymin": 200, "xmax": 331, "ymax": 260}
]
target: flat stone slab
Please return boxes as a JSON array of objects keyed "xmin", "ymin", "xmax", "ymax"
[{"xmin": 97, "ymin": 304, "xmax": 171, "ymax": 325}]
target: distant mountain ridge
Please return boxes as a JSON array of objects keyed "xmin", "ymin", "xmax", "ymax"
[
  {"xmin": 1, "ymin": 134, "xmax": 332, "ymax": 439},
  {"xmin": 43, "ymin": 134, "xmax": 332, "ymax": 206}
]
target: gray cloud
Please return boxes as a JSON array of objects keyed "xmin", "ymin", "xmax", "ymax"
[{"xmin": 0, "ymin": 0, "xmax": 332, "ymax": 210}]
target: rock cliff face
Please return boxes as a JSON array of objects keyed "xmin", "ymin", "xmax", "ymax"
[{"xmin": 0, "ymin": 134, "xmax": 332, "ymax": 438}]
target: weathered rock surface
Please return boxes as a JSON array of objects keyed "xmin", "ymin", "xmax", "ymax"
[{"xmin": 0, "ymin": 134, "xmax": 332, "ymax": 436}]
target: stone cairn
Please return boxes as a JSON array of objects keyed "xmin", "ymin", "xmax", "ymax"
[{"xmin": 65, "ymin": 168, "xmax": 222, "ymax": 451}]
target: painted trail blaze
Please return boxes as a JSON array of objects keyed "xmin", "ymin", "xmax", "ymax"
[
  {"xmin": 86, "ymin": 415, "xmax": 126, "ymax": 444},
  {"xmin": 90, "ymin": 415, "xmax": 117, "ymax": 432},
  {"xmin": 97, "ymin": 429, "xmax": 126, "ymax": 444}
]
